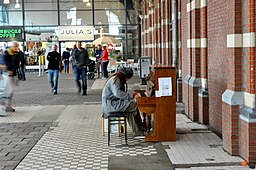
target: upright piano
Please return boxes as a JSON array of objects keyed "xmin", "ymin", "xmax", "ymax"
[{"xmin": 135, "ymin": 65, "xmax": 176, "ymax": 142}]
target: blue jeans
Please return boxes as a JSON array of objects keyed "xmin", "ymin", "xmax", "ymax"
[
  {"xmin": 63, "ymin": 61, "xmax": 69, "ymax": 73},
  {"xmin": 74, "ymin": 67, "xmax": 87, "ymax": 93},
  {"xmin": 48, "ymin": 69, "xmax": 59, "ymax": 93},
  {"xmin": 102, "ymin": 61, "xmax": 109, "ymax": 78}
]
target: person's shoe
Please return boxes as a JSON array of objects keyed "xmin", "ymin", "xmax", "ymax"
[
  {"xmin": 53, "ymin": 92, "xmax": 57, "ymax": 95},
  {"xmin": 101, "ymin": 77, "xmax": 107, "ymax": 80},
  {"xmin": 82, "ymin": 92, "xmax": 87, "ymax": 96},
  {"xmin": 5, "ymin": 106, "xmax": 15, "ymax": 112}
]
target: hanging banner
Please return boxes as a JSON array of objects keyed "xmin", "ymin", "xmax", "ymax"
[
  {"xmin": 0, "ymin": 27, "xmax": 23, "ymax": 42},
  {"xmin": 58, "ymin": 26, "xmax": 94, "ymax": 41}
]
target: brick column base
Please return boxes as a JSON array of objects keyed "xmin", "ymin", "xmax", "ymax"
[
  {"xmin": 222, "ymin": 90, "xmax": 243, "ymax": 156},
  {"xmin": 198, "ymin": 89, "xmax": 209, "ymax": 124},
  {"xmin": 222, "ymin": 102, "xmax": 239, "ymax": 155},
  {"xmin": 177, "ymin": 78, "xmax": 183, "ymax": 103},
  {"xmin": 240, "ymin": 107, "xmax": 256, "ymax": 168},
  {"xmin": 184, "ymin": 75, "xmax": 191, "ymax": 117},
  {"xmin": 188, "ymin": 77, "xmax": 201, "ymax": 121}
]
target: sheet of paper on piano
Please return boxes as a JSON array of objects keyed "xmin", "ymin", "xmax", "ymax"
[{"xmin": 158, "ymin": 77, "xmax": 172, "ymax": 96}]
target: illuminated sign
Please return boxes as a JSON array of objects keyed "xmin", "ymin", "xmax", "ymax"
[
  {"xmin": 0, "ymin": 27, "xmax": 23, "ymax": 42},
  {"xmin": 58, "ymin": 26, "xmax": 94, "ymax": 41}
]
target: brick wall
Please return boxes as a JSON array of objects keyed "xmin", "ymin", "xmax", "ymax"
[
  {"xmin": 207, "ymin": 0, "xmax": 234, "ymax": 133},
  {"xmin": 140, "ymin": 0, "xmax": 255, "ymax": 165},
  {"xmin": 181, "ymin": 0, "xmax": 190, "ymax": 117}
]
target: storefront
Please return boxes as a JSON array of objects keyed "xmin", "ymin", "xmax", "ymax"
[{"xmin": 0, "ymin": 0, "xmax": 140, "ymax": 65}]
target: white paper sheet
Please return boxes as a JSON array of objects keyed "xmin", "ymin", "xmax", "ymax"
[{"xmin": 158, "ymin": 77, "xmax": 172, "ymax": 96}]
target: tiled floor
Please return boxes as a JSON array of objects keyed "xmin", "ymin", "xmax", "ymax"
[
  {"xmin": 175, "ymin": 167, "xmax": 250, "ymax": 170},
  {"xmin": 16, "ymin": 105, "xmax": 157, "ymax": 170},
  {"xmin": 0, "ymin": 106, "xmax": 43, "ymax": 123},
  {"xmin": 163, "ymin": 112, "xmax": 247, "ymax": 169}
]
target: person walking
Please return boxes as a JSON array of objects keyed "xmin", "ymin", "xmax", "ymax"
[
  {"xmin": 19, "ymin": 49, "xmax": 26, "ymax": 81},
  {"xmin": 62, "ymin": 48, "xmax": 70, "ymax": 74},
  {"xmin": 72, "ymin": 41, "xmax": 90, "ymax": 95},
  {"xmin": 70, "ymin": 44, "xmax": 77, "ymax": 70},
  {"xmin": 94, "ymin": 44, "xmax": 102, "ymax": 78},
  {"xmin": 47, "ymin": 44, "xmax": 61, "ymax": 95},
  {"xmin": 3, "ymin": 42, "xmax": 21, "ymax": 112},
  {"xmin": 0, "ymin": 49, "xmax": 8, "ymax": 115},
  {"xmin": 100, "ymin": 45, "xmax": 109, "ymax": 79}
]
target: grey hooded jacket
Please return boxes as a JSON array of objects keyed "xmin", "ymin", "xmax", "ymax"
[{"xmin": 102, "ymin": 76, "xmax": 133, "ymax": 115}]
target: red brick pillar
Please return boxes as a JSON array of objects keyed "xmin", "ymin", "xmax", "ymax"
[
  {"xmin": 141, "ymin": 1, "xmax": 147, "ymax": 57},
  {"xmin": 187, "ymin": 0, "xmax": 201, "ymax": 121},
  {"xmin": 141, "ymin": 16, "xmax": 145, "ymax": 57},
  {"xmin": 238, "ymin": 0, "xmax": 256, "ymax": 167},
  {"xmin": 164, "ymin": 0, "xmax": 170, "ymax": 65},
  {"xmin": 149, "ymin": 7, "xmax": 153, "ymax": 59},
  {"xmin": 183, "ymin": 0, "xmax": 192, "ymax": 118},
  {"xmin": 160, "ymin": 0, "xmax": 170, "ymax": 65},
  {"xmin": 222, "ymin": 0, "xmax": 243, "ymax": 156},
  {"xmin": 157, "ymin": 0, "xmax": 162, "ymax": 63},
  {"xmin": 240, "ymin": 108, "xmax": 256, "ymax": 168},
  {"xmin": 145, "ymin": 3, "xmax": 150, "ymax": 56},
  {"xmin": 176, "ymin": 0, "xmax": 183, "ymax": 103},
  {"xmin": 198, "ymin": 0, "xmax": 209, "ymax": 124}
]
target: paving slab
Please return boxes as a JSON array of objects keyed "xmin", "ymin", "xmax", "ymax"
[
  {"xmin": 163, "ymin": 110, "xmax": 248, "ymax": 169},
  {"xmin": 175, "ymin": 166, "xmax": 249, "ymax": 170},
  {"xmin": 16, "ymin": 105, "xmax": 160, "ymax": 170}
]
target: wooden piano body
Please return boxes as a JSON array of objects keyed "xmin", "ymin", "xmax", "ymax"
[{"xmin": 137, "ymin": 65, "xmax": 176, "ymax": 142}]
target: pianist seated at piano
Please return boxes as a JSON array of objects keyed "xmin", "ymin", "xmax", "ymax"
[{"xmin": 102, "ymin": 67, "xmax": 145, "ymax": 137}]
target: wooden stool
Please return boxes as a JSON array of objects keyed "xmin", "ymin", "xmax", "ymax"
[{"xmin": 101, "ymin": 112, "xmax": 127, "ymax": 146}]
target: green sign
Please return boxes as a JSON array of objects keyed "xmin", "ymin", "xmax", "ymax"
[{"xmin": 0, "ymin": 27, "xmax": 23, "ymax": 41}]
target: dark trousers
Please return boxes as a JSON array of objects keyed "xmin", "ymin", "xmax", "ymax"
[
  {"xmin": 102, "ymin": 61, "xmax": 109, "ymax": 78},
  {"xmin": 74, "ymin": 67, "xmax": 87, "ymax": 93}
]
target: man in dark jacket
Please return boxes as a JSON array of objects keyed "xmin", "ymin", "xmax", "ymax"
[
  {"xmin": 72, "ymin": 41, "xmax": 90, "ymax": 95},
  {"xmin": 62, "ymin": 48, "xmax": 70, "ymax": 74},
  {"xmin": 47, "ymin": 44, "xmax": 61, "ymax": 95},
  {"xmin": 17, "ymin": 49, "xmax": 26, "ymax": 81},
  {"xmin": 3, "ymin": 41, "xmax": 20, "ymax": 112},
  {"xmin": 94, "ymin": 44, "xmax": 102, "ymax": 78}
]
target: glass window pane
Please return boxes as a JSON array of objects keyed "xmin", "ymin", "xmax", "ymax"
[
  {"xmin": 94, "ymin": 1, "xmax": 124, "ymax": 9},
  {"xmin": 25, "ymin": 11, "xmax": 58, "ymax": 26},
  {"xmin": 60, "ymin": 1, "xmax": 92, "ymax": 10},
  {"xmin": 6, "ymin": 11, "xmax": 22, "ymax": 26},
  {"xmin": 94, "ymin": 10, "xmax": 125, "ymax": 25},
  {"xmin": 60, "ymin": 10, "xmax": 92, "ymax": 26},
  {"xmin": 24, "ymin": 0, "xmax": 57, "ymax": 10},
  {"xmin": 5, "ymin": 3, "xmax": 23, "ymax": 11},
  {"xmin": 25, "ymin": 26, "xmax": 57, "ymax": 42}
]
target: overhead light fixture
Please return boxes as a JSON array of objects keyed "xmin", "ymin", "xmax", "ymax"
[
  {"xmin": 3, "ymin": 0, "xmax": 10, "ymax": 4},
  {"xmin": 86, "ymin": 2, "xmax": 91, "ymax": 7},
  {"xmin": 83, "ymin": 0, "xmax": 89, "ymax": 2},
  {"xmin": 15, "ymin": 0, "xmax": 20, "ymax": 8}
]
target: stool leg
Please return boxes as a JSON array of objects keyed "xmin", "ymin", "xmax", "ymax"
[
  {"xmin": 118, "ymin": 117, "xmax": 121, "ymax": 137},
  {"xmin": 108, "ymin": 118, "xmax": 110, "ymax": 146},
  {"xmin": 124, "ymin": 118, "xmax": 127, "ymax": 145},
  {"xmin": 102, "ymin": 117, "xmax": 105, "ymax": 136}
]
